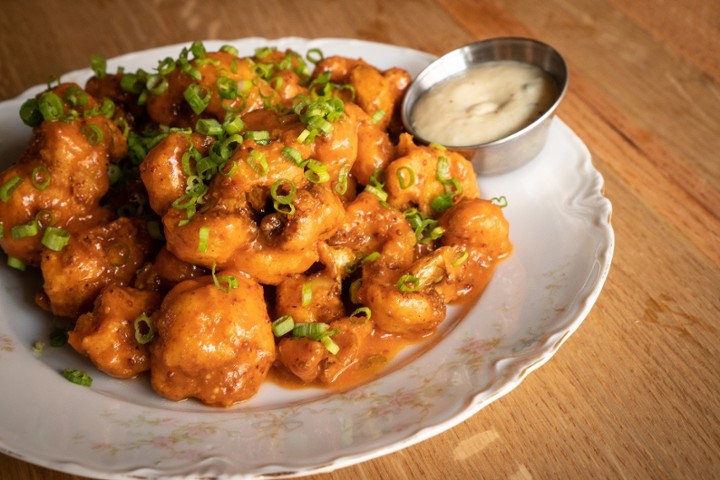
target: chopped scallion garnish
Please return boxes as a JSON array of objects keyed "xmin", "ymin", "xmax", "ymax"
[
  {"xmin": 197, "ymin": 226, "xmax": 210, "ymax": 252},
  {"xmin": 41, "ymin": 226, "xmax": 71, "ymax": 251},
  {"xmin": 134, "ymin": 313, "xmax": 154, "ymax": 345},
  {"xmin": 183, "ymin": 84, "xmax": 211, "ymax": 115},
  {"xmin": 301, "ymin": 282, "xmax": 312, "ymax": 307},
  {"xmin": 19, "ymin": 98, "xmax": 42, "ymax": 127},
  {"xmin": 0, "ymin": 175, "xmax": 22, "ymax": 202},
  {"xmin": 272, "ymin": 315, "xmax": 295, "ymax": 337},
  {"xmin": 62, "ymin": 368, "xmax": 92, "ymax": 387},
  {"xmin": 38, "ymin": 91, "xmax": 64, "ymax": 121},
  {"xmin": 396, "ymin": 274, "xmax": 420, "ymax": 293}
]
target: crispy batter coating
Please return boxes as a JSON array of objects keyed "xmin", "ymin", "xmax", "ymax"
[
  {"xmin": 39, "ymin": 217, "xmax": 155, "ymax": 318},
  {"xmin": 150, "ymin": 273, "xmax": 276, "ymax": 407},
  {"xmin": 277, "ymin": 316, "xmax": 373, "ymax": 384},
  {"xmin": 385, "ymin": 133, "xmax": 480, "ymax": 216},
  {"xmin": 68, "ymin": 285, "xmax": 161, "ymax": 378}
]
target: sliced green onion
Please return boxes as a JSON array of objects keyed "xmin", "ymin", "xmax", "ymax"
[
  {"xmin": 134, "ymin": 313, "xmax": 154, "ymax": 344},
  {"xmin": 491, "ymin": 195, "xmax": 509, "ymax": 208},
  {"xmin": 246, "ymin": 150, "xmax": 269, "ymax": 176},
  {"xmin": 64, "ymin": 86, "xmax": 89, "ymax": 107},
  {"xmin": 7, "ymin": 256, "xmax": 26, "ymax": 271},
  {"xmin": 62, "ymin": 368, "xmax": 92, "ymax": 387},
  {"xmin": 293, "ymin": 322, "xmax": 329, "ymax": 340},
  {"xmin": 19, "ymin": 98, "xmax": 42, "ymax": 127},
  {"xmin": 404, "ymin": 207, "xmax": 444, "ymax": 244},
  {"xmin": 369, "ymin": 168, "xmax": 385, "ymax": 188},
  {"xmin": 11, "ymin": 220, "xmax": 39, "ymax": 239},
  {"xmin": 244, "ymin": 130, "xmax": 271, "ymax": 145},
  {"xmin": 281, "ymin": 146, "xmax": 304, "ymax": 166},
  {"xmin": 190, "ymin": 40, "xmax": 207, "ymax": 59},
  {"xmin": 38, "ymin": 91, "xmax": 64, "ymax": 121},
  {"xmin": 107, "ymin": 164, "xmax": 123, "ymax": 185},
  {"xmin": 82, "ymin": 124, "xmax": 104, "ymax": 146},
  {"xmin": 183, "ymin": 84, "xmax": 211, "ymax": 115},
  {"xmin": 217, "ymin": 134, "xmax": 243, "ymax": 161},
  {"xmin": 217, "ymin": 76, "xmax": 239, "ymax": 100},
  {"xmin": 362, "ymin": 251, "xmax": 381, "ymax": 264},
  {"xmin": 220, "ymin": 44, "xmax": 239, "ymax": 56},
  {"xmin": 396, "ymin": 166, "xmax": 415, "ymax": 189},
  {"xmin": 32, "ymin": 340, "xmax": 45, "ymax": 355},
  {"xmin": 30, "ymin": 165, "xmax": 51, "ymax": 190},
  {"xmin": 365, "ymin": 184, "xmax": 387, "ymax": 202},
  {"xmin": 396, "ymin": 274, "xmax": 420, "ymax": 293},
  {"xmin": 41, "ymin": 226, "xmax": 71, "ymax": 251},
  {"xmin": 0, "ymin": 175, "xmax": 22, "ymax": 202},
  {"xmin": 307, "ymin": 115, "xmax": 333, "ymax": 134},
  {"xmin": 303, "ymin": 159, "xmax": 329, "ymax": 183},
  {"xmin": 370, "ymin": 109, "xmax": 386, "ymax": 125},
  {"xmin": 301, "ymin": 282, "xmax": 312, "ymax": 307},
  {"xmin": 146, "ymin": 74, "xmax": 169, "ymax": 95},
  {"xmin": 334, "ymin": 164, "xmax": 350, "ymax": 195},
  {"xmin": 195, "ymin": 118, "xmax": 224, "ymax": 136},
  {"xmin": 349, "ymin": 306, "xmax": 371, "ymax": 322},
  {"xmin": 90, "ymin": 54, "xmax": 107, "ymax": 78},
  {"xmin": 272, "ymin": 315, "xmax": 295, "ymax": 337},
  {"xmin": 429, "ymin": 142, "xmax": 447, "ymax": 151},
  {"xmin": 270, "ymin": 178, "xmax": 297, "ymax": 214},
  {"xmin": 306, "ymin": 48, "xmax": 324, "ymax": 64},
  {"xmin": 197, "ymin": 226, "xmax": 210, "ymax": 252},
  {"xmin": 296, "ymin": 128, "xmax": 311, "ymax": 143},
  {"xmin": 181, "ymin": 62, "xmax": 202, "ymax": 81},
  {"xmin": 120, "ymin": 72, "xmax": 145, "ymax": 94},
  {"xmin": 321, "ymin": 335, "xmax": 340, "ymax": 355},
  {"xmin": 211, "ymin": 262, "xmax": 239, "ymax": 293},
  {"xmin": 156, "ymin": 56, "xmax": 176, "ymax": 76},
  {"xmin": 255, "ymin": 46, "xmax": 275, "ymax": 59},
  {"xmin": 349, "ymin": 279, "xmax": 362, "ymax": 304},
  {"xmin": 223, "ymin": 115, "xmax": 244, "ymax": 135},
  {"xmin": 430, "ymin": 192, "xmax": 454, "ymax": 214},
  {"xmin": 436, "ymin": 156, "xmax": 451, "ymax": 182},
  {"xmin": 452, "ymin": 250, "xmax": 469, "ymax": 267},
  {"xmin": 445, "ymin": 177, "xmax": 463, "ymax": 196},
  {"xmin": 100, "ymin": 98, "xmax": 116, "ymax": 118}
]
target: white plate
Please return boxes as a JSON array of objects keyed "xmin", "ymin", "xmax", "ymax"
[{"xmin": 0, "ymin": 38, "xmax": 613, "ymax": 479}]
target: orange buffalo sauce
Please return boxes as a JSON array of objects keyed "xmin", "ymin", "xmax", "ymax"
[{"xmin": 268, "ymin": 327, "xmax": 429, "ymax": 391}]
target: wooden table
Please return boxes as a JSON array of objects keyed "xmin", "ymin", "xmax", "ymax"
[{"xmin": 1, "ymin": 1, "xmax": 718, "ymax": 479}]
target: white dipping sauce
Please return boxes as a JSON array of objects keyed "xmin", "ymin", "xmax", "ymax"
[{"xmin": 411, "ymin": 61, "xmax": 559, "ymax": 146}]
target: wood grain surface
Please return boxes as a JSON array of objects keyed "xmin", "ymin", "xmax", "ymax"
[{"xmin": 0, "ymin": 1, "xmax": 718, "ymax": 479}]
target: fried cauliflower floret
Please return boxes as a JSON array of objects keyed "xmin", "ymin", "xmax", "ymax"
[
  {"xmin": 0, "ymin": 83, "xmax": 126, "ymax": 266},
  {"xmin": 358, "ymin": 263, "xmax": 446, "ymax": 336},
  {"xmin": 68, "ymin": 285, "xmax": 162, "ymax": 378},
  {"xmin": 150, "ymin": 273, "xmax": 276, "ymax": 407},
  {"xmin": 313, "ymin": 56, "xmax": 411, "ymax": 133},
  {"xmin": 139, "ymin": 132, "xmax": 213, "ymax": 216},
  {"xmin": 322, "ymin": 191, "xmax": 417, "ymax": 279},
  {"xmin": 436, "ymin": 198, "xmax": 512, "ymax": 299},
  {"xmin": 275, "ymin": 271, "xmax": 345, "ymax": 324},
  {"xmin": 384, "ymin": 133, "xmax": 480, "ymax": 216},
  {"xmin": 38, "ymin": 217, "xmax": 155, "ymax": 318},
  {"xmin": 277, "ymin": 316, "xmax": 373, "ymax": 384},
  {"xmin": 145, "ymin": 50, "xmax": 278, "ymax": 128}
]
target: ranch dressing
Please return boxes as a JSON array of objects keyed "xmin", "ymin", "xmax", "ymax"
[{"xmin": 411, "ymin": 61, "xmax": 558, "ymax": 146}]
